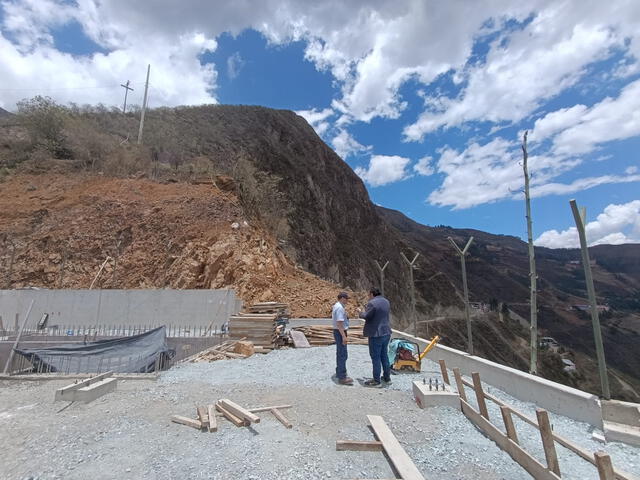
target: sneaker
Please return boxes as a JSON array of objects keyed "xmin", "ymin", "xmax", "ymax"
[
  {"xmin": 339, "ymin": 377, "xmax": 354, "ymax": 385},
  {"xmin": 364, "ymin": 379, "xmax": 382, "ymax": 388}
]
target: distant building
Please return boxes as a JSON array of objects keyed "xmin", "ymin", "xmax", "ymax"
[{"xmin": 572, "ymin": 304, "xmax": 610, "ymax": 313}]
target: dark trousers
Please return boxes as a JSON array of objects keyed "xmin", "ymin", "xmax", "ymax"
[
  {"xmin": 333, "ymin": 329, "xmax": 348, "ymax": 379},
  {"xmin": 368, "ymin": 334, "xmax": 391, "ymax": 382}
]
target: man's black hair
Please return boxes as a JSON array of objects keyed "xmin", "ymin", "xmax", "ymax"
[{"xmin": 370, "ymin": 287, "xmax": 381, "ymax": 297}]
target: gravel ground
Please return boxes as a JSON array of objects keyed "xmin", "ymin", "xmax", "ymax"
[{"xmin": 0, "ymin": 345, "xmax": 638, "ymax": 480}]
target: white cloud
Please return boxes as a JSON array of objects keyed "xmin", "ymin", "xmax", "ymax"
[
  {"xmin": 413, "ymin": 156, "xmax": 434, "ymax": 176},
  {"xmin": 331, "ymin": 128, "xmax": 370, "ymax": 159},
  {"xmin": 535, "ymin": 200, "xmax": 640, "ymax": 248},
  {"xmin": 226, "ymin": 52, "xmax": 245, "ymax": 80},
  {"xmin": 355, "ymin": 154, "xmax": 411, "ymax": 187},
  {"xmin": 626, "ymin": 166, "xmax": 639, "ymax": 175},
  {"xmin": 529, "ymin": 174, "xmax": 640, "ymax": 198},
  {"xmin": 295, "ymin": 107, "xmax": 334, "ymax": 137}
]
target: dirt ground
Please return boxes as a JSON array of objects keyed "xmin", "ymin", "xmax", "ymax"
[{"xmin": 0, "ymin": 346, "xmax": 531, "ymax": 480}]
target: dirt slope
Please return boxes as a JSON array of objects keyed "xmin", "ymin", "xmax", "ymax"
[{"xmin": 0, "ymin": 173, "xmax": 362, "ymax": 317}]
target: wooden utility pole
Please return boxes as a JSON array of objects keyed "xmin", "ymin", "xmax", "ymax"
[
  {"xmin": 400, "ymin": 252, "xmax": 419, "ymax": 335},
  {"xmin": 448, "ymin": 236, "xmax": 474, "ymax": 355},
  {"xmin": 137, "ymin": 64, "xmax": 151, "ymax": 144},
  {"xmin": 522, "ymin": 131, "xmax": 538, "ymax": 375},
  {"xmin": 374, "ymin": 260, "xmax": 389, "ymax": 296},
  {"xmin": 120, "ymin": 80, "xmax": 134, "ymax": 114},
  {"xmin": 570, "ymin": 199, "xmax": 610, "ymax": 399}
]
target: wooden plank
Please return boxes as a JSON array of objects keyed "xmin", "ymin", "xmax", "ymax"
[
  {"xmin": 197, "ymin": 406, "xmax": 209, "ymax": 429},
  {"xmin": 54, "ymin": 371, "xmax": 114, "ymax": 401},
  {"xmin": 290, "ymin": 330, "xmax": 311, "ymax": 348},
  {"xmin": 453, "ymin": 367, "xmax": 467, "ymax": 402},
  {"xmin": 336, "ymin": 440, "xmax": 383, "ymax": 452},
  {"xmin": 500, "ymin": 406, "xmax": 519, "ymax": 444},
  {"xmin": 460, "ymin": 378, "xmax": 637, "ymax": 480},
  {"xmin": 367, "ymin": 415, "xmax": 426, "ymax": 480},
  {"xmin": 471, "ymin": 372, "xmax": 489, "ymax": 420},
  {"xmin": 536, "ymin": 409, "xmax": 561, "ymax": 476},
  {"xmin": 215, "ymin": 402, "xmax": 248, "ymax": 427},
  {"xmin": 248, "ymin": 404, "xmax": 292, "ymax": 413},
  {"xmin": 271, "ymin": 408, "xmax": 293, "ymax": 428},
  {"xmin": 171, "ymin": 415, "xmax": 202, "ymax": 430},
  {"xmin": 438, "ymin": 359, "xmax": 450, "ymax": 385},
  {"xmin": 460, "ymin": 399, "xmax": 561, "ymax": 480},
  {"xmin": 218, "ymin": 399, "xmax": 261, "ymax": 424},
  {"xmin": 595, "ymin": 451, "xmax": 616, "ymax": 480},
  {"xmin": 207, "ymin": 404, "xmax": 217, "ymax": 432}
]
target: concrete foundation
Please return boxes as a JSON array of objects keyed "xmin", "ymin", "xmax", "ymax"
[
  {"xmin": 0, "ymin": 289, "xmax": 242, "ymax": 330},
  {"xmin": 412, "ymin": 380, "xmax": 459, "ymax": 409}
]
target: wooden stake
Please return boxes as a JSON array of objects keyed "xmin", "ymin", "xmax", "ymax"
[
  {"xmin": 500, "ymin": 406, "xmax": 519, "ymax": 444},
  {"xmin": 536, "ymin": 409, "xmax": 560, "ymax": 476},
  {"xmin": 197, "ymin": 406, "xmax": 209, "ymax": 429},
  {"xmin": 207, "ymin": 404, "xmax": 217, "ymax": 432},
  {"xmin": 594, "ymin": 451, "xmax": 615, "ymax": 480},
  {"xmin": 248, "ymin": 404, "xmax": 292, "ymax": 413},
  {"xmin": 215, "ymin": 402, "xmax": 247, "ymax": 427},
  {"xmin": 171, "ymin": 415, "xmax": 202, "ymax": 430},
  {"xmin": 438, "ymin": 359, "xmax": 450, "ymax": 385},
  {"xmin": 218, "ymin": 399, "xmax": 260, "ymax": 424},
  {"xmin": 270, "ymin": 408, "xmax": 292, "ymax": 429},
  {"xmin": 471, "ymin": 372, "xmax": 489, "ymax": 420},
  {"xmin": 453, "ymin": 367, "xmax": 467, "ymax": 401}
]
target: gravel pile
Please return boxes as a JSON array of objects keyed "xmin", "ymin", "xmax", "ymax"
[{"xmin": 1, "ymin": 345, "xmax": 638, "ymax": 480}]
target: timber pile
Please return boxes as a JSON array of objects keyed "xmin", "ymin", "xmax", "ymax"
[
  {"xmin": 171, "ymin": 400, "xmax": 293, "ymax": 431},
  {"xmin": 291, "ymin": 325, "xmax": 368, "ymax": 346},
  {"xmin": 228, "ymin": 301, "xmax": 291, "ymax": 347},
  {"xmin": 188, "ymin": 339, "xmax": 269, "ymax": 362}
]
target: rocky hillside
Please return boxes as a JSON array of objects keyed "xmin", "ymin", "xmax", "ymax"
[{"xmin": 1, "ymin": 100, "xmax": 638, "ymax": 399}]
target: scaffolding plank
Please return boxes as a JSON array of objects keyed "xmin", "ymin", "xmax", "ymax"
[{"xmin": 367, "ymin": 415, "xmax": 425, "ymax": 480}]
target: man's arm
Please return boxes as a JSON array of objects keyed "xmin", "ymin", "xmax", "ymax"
[
  {"xmin": 336, "ymin": 319, "xmax": 347, "ymax": 345},
  {"xmin": 359, "ymin": 301, "xmax": 376, "ymax": 321}
]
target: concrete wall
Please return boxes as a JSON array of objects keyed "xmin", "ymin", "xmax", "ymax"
[
  {"xmin": 393, "ymin": 329, "xmax": 604, "ymax": 429},
  {"xmin": 0, "ymin": 289, "xmax": 241, "ymax": 331}
]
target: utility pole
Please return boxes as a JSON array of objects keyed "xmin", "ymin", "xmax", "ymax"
[
  {"xmin": 448, "ymin": 236, "xmax": 474, "ymax": 355},
  {"xmin": 570, "ymin": 199, "xmax": 610, "ymax": 400},
  {"xmin": 137, "ymin": 64, "xmax": 151, "ymax": 144},
  {"xmin": 120, "ymin": 80, "xmax": 134, "ymax": 114},
  {"xmin": 400, "ymin": 252, "xmax": 419, "ymax": 336},
  {"xmin": 374, "ymin": 260, "xmax": 389, "ymax": 296},
  {"xmin": 522, "ymin": 131, "xmax": 538, "ymax": 375}
]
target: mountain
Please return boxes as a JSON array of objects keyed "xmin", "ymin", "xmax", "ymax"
[
  {"xmin": 0, "ymin": 107, "xmax": 12, "ymax": 118},
  {"xmin": 1, "ymin": 102, "xmax": 638, "ymax": 399}
]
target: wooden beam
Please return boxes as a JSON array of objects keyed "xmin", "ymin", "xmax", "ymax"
[
  {"xmin": 171, "ymin": 415, "xmax": 202, "ymax": 430},
  {"xmin": 336, "ymin": 440, "xmax": 383, "ymax": 452},
  {"xmin": 452, "ymin": 367, "xmax": 467, "ymax": 402},
  {"xmin": 500, "ymin": 406, "xmax": 519, "ymax": 444},
  {"xmin": 367, "ymin": 415, "xmax": 426, "ymax": 480},
  {"xmin": 218, "ymin": 399, "xmax": 261, "ymax": 424},
  {"xmin": 197, "ymin": 406, "xmax": 209, "ymax": 429},
  {"xmin": 207, "ymin": 404, "xmax": 217, "ymax": 432},
  {"xmin": 460, "ymin": 399, "xmax": 561, "ymax": 480},
  {"xmin": 595, "ymin": 451, "xmax": 616, "ymax": 480},
  {"xmin": 271, "ymin": 408, "xmax": 292, "ymax": 429},
  {"xmin": 471, "ymin": 372, "xmax": 489, "ymax": 419},
  {"xmin": 248, "ymin": 404, "xmax": 292, "ymax": 413},
  {"xmin": 536, "ymin": 409, "xmax": 561, "ymax": 476},
  {"xmin": 438, "ymin": 359, "xmax": 450, "ymax": 385},
  {"xmin": 215, "ymin": 402, "xmax": 248, "ymax": 427}
]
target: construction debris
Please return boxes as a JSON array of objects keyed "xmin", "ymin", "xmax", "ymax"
[
  {"xmin": 187, "ymin": 339, "xmax": 255, "ymax": 363},
  {"xmin": 291, "ymin": 325, "xmax": 368, "ymax": 346}
]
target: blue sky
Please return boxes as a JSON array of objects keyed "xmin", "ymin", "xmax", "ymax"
[{"xmin": 1, "ymin": 1, "xmax": 639, "ymax": 248}]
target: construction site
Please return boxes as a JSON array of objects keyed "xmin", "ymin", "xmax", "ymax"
[{"xmin": 1, "ymin": 86, "xmax": 639, "ymax": 479}]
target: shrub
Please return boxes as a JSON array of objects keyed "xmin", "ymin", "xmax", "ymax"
[{"xmin": 16, "ymin": 96, "xmax": 71, "ymax": 158}]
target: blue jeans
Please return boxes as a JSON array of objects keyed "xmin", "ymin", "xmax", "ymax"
[
  {"xmin": 333, "ymin": 329, "xmax": 348, "ymax": 379},
  {"xmin": 368, "ymin": 334, "xmax": 391, "ymax": 382}
]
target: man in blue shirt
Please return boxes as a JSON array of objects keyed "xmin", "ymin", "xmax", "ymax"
[
  {"xmin": 332, "ymin": 291, "xmax": 353, "ymax": 385},
  {"xmin": 359, "ymin": 287, "xmax": 392, "ymax": 387}
]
